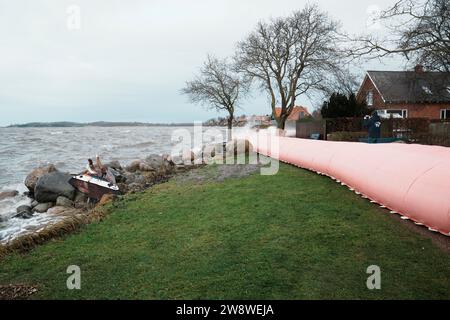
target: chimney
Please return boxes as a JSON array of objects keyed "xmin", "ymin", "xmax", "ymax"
[{"xmin": 414, "ymin": 64, "xmax": 424, "ymax": 73}]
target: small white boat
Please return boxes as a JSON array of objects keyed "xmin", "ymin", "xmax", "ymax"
[{"xmin": 69, "ymin": 174, "xmax": 120, "ymax": 201}]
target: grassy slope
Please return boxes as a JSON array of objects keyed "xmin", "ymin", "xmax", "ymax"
[{"xmin": 0, "ymin": 163, "xmax": 449, "ymax": 299}]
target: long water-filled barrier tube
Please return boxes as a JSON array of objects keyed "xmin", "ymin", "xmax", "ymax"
[{"xmin": 245, "ymin": 131, "xmax": 450, "ymax": 236}]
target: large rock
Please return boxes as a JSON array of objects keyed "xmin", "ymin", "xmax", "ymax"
[
  {"xmin": 126, "ymin": 155, "xmax": 174, "ymax": 174},
  {"xmin": 133, "ymin": 174, "xmax": 147, "ymax": 185},
  {"xmin": 170, "ymin": 151, "xmax": 193, "ymax": 165},
  {"xmin": 32, "ymin": 202, "xmax": 53, "ymax": 213},
  {"xmin": 125, "ymin": 160, "xmax": 142, "ymax": 173},
  {"xmin": 104, "ymin": 160, "xmax": 122, "ymax": 170},
  {"xmin": 225, "ymin": 139, "xmax": 253, "ymax": 157},
  {"xmin": 128, "ymin": 183, "xmax": 143, "ymax": 193},
  {"xmin": 15, "ymin": 205, "xmax": 32, "ymax": 219},
  {"xmin": 48, "ymin": 206, "xmax": 82, "ymax": 216},
  {"xmin": 144, "ymin": 154, "xmax": 165, "ymax": 168},
  {"xmin": 117, "ymin": 183, "xmax": 129, "ymax": 194},
  {"xmin": 56, "ymin": 196, "xmax": 74, "ymax": 207},
  {"xmin": 139, "ymin": 162, "xmax": 156, "ymax": 172},
  {"xmin": 203, "ymin": 143, "xmax": 226, "ymax": 163},
  {"xmin": 34, "ymin": 171, "xmax": 75, "ymax": 203},
  {"xmin": 0, "ymin": 190, "xmax": 19, "ymax": 201},
  {"xmin": 123, "ymin": 172, "xmax": 136, "ymax": 184},
  {"xmin": 126, "ymin": 159, "xmax": 152, "ymax": 172},
  {"xmin": 74, "ymin": 191, "xmax": 87, "ymax": 204},
  {"xmin": 109, "ymin": 168, "xmax": 125, "ymax": 183},
  {"xmin": 182, "ymin": 150, "xmax": 195, "ymax": 164},
  {"xmin": 24, "ymin": 164, "xmax": 57, "ymax": 193},
  {"xmin": 47, "ymin": 206, "xmax": 67, "ymax": 215},
  {"xmin": 170, "ymin": 155, "xmax": 184, "ymax": 165}
]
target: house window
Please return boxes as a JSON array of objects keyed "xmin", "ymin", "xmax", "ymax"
[
  {"xmin": 422, "ymin": 86, "xmax": 432, "ymax": 95},
  {"xmin": 380, "ymin": 109, "xmax": 408, "ymax": 118},
  {"xmin": 366, "ymin": 91, "xmax": 373, "ymax": 106},
  {"xmin": 401, "ymin": 109, "xmax": 408, "ymax": 118},
  {"xmin": 441, "ymin": 109, "xmax": 450, "ymax": 120}
]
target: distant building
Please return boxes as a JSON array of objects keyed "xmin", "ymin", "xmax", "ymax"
[
  {"xmin": 356, "ymin": 65, "xmax": 450, "ymax": 120},
  {"xmin": 274, "ymin": 106, "xmax": 311, "ymax": 121},
  {"xmin": 247, "ymin": 115, "xmax": 272, "ymax": 127}
]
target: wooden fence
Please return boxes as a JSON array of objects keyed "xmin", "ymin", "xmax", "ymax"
[{"xmin": 296, "ymin": 118, "xmax": 450, "ymax": 147}]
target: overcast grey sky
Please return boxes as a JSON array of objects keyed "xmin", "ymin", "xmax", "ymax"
[{"xmin": 0, "ymin": 0, "xmax": 405, "ymax": 126}]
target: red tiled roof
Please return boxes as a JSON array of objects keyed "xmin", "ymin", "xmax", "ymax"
[{"xmin": 274, "ymin": 106, "xmax": 310, "ymax": 120}]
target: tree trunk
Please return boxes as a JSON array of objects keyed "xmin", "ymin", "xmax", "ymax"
[
  {"xmin": 276, "ymin": 116, "xmax": 286, "ymax": 130},
  {"xmin": 227, "ymin": 115, "xmax": 234, "ymax": 141}
]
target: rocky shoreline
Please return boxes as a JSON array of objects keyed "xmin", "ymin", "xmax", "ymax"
[{"xmin": 0, "ymin": 139, "xmax": 253, "ymax": 256}]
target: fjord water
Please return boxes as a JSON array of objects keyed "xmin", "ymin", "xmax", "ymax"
[{"xmin": 0, "ymin": 126, "xmax": 225, "ymax": 243}]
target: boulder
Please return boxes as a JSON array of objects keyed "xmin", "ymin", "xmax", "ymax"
[
  {"xmin": 117, "ymin": 183, "xmax": 129, "ymax": 194},
  {"xmin": 15, "ymin": 205, "xmax": 33, "ymax": 219},
  {"xmin": 142, "ymin": 172, "xmax": 157, "ymax": 182},
  {"xmin": 170, "ymin": 155, "xmax": 184, "ymax": 165},
  {"xmin": 47, "ymin": 206, "xmax": 67, "ymax": 215},
  {"xmin": 203, "ymin": 143, "xmax": 226, "ymax": 163},
  {"xmin": 127, "ymin": 183, "xmax": 143, "ymax": 193},
  {"xmin": 182, "ymin": 150, "xmax": 195, "ymax": 164},
  {"xmin": 109, "ymin": 168, "xmax": 125, "ymax": 183},
  {"xmin": 0, "ymin": 190, "xmax": 19, "ymax": 201},
  {"xmin": 31, "ymin": 200, "xmax": 39, "ymax": 208},
  {"xmin": 125, "ymin": 155, "xmax": 175, "ymax": 174},
  {"xmin": 73, "ymin": 192, "xmax": 89, "ymax": 210},
  {"xmin": 139, "ymin": 162, "xmax": 156, "ymax": 172},
  {"xmin": 56, "ymin": 196, "xmax": 74, "ymax": 207},
  {"xmin": 171, "ymin": 149, "xmax": 202, "ymax": 165},
  {"xmin": 47, "ymin": 206, "xmax": 82, "ymax": 216},
  {"xmin": 24, "ymin": 164, "xmax": 57, "ymax": 193},
  {"xmin": 123, "ymin": 172, "xmax": 136, "ymax": 184},
  {"xmin": 225, "ymin": 139, "xmax": 253, "ymax": 156},
  {"xmin": 133, "ymin": 174, "xmax": 147, "ymax": 185},
  {"xmin": 104, "ymin": 160, "xmax": 122, "ymax": 170},
  {"xmin": 144, "ymin": 154, "xmax": 170, "ymax": 172},
  {"xmin": 125, "ymin": 160, "xmax": 142, "ymax": 172},
  {"xmin": 34, "ymin": 171, "xmax": 75, "ymax": 203},
  {"xmin": 174, "ymin": 164, "xmax": 187, "ymax": 172},
  {"xmin": 74, "ymin": 191, "xmax": 87, "ymax": 204},
  {"xmin": 32, "ymin": 202, "xmax": 53, "ymax": 213}
]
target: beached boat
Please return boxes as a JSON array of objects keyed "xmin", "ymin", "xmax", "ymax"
[{"xmin": 69, "ymin": 174, "xmax": 120, "ymax": 201}]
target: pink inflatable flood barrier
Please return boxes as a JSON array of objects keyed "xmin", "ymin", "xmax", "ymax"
[{"xmin": 245, "ymin": 131, "xmax": 450, "ymax": 236}]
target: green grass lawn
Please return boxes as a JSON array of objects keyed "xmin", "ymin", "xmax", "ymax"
[{"xmin": 0, "ymin": 162, "xmax": 449, "ymax": 299}]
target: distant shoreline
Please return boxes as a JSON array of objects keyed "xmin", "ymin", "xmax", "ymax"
[{"xmin": 4, "ymin": 121, "xmax": 199, "ymax": 128}]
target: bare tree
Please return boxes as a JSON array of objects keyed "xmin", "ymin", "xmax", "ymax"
[
  {"xmin": 349, "ymin": 0, "xmax": 450, "ymax": 71},
  {"xmin": 235, "ymin": 4, "xmax": 344, "ymax": 129},
  {"xmin": 182, "ymin": 55, "xmax": 247, "ymax": 140}
]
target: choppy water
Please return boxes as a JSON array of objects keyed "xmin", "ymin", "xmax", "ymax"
[{"xmin": 0, "ymin": 126, "xmax": 228, "ymax": 243}]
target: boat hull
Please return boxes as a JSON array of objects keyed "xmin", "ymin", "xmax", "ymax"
[{"xmin": 69, "ymin": 175, "xmax": 120, "ymax": 201}]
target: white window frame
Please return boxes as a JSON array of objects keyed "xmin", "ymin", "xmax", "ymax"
[
  {"xmin": 366, "ymin": 91, "xmax": 374, "ymax": 106},
  {"xmin": 422, "ymin": 86, "xmax": 432, "ymax": 95},
  {"xmin": 379, "ymin": 109, "xmax": 408, "ymax": 119},
  {"xmin": 441, "ymin": 109, "xmax": 450, "ymax": 120}
]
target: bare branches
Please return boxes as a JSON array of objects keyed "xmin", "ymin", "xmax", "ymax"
[
  {"xmin": 348, "ymin": 0, "xmax": 450, "ymax": 71},
  {"xmin": 235, "ymin": 4, "xmax": 345, "ymax": 129},
  {"xmin": 182, "ymin": 55, "xmax": 248, "ymax": 132}
]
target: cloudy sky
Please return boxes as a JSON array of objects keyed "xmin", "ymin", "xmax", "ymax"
[{"xmin": 0, "ymin": 0, "xmax": 404, "ymax": 126}]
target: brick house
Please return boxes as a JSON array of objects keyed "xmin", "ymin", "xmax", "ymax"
[
  {"xmin": 274, "ymin": 106, "xmax": 311, "ymax": 120},
  {"xmin": 356, "ymin": 66, "xmax": 450, "ymax": 120}
]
